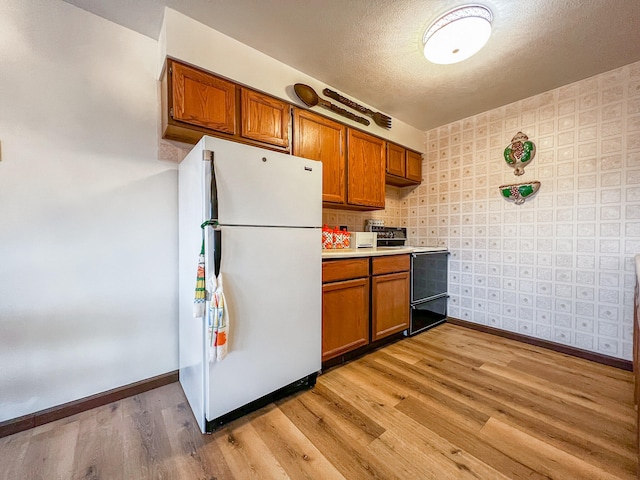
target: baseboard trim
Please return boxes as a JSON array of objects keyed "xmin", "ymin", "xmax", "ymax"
[
  {"xmin": 0, "ymin": 370, "xmax": 179, "ymax": 439},
  {"xmin": 447, "ymin": 318, "xmax": 633, "ymax": 371}
]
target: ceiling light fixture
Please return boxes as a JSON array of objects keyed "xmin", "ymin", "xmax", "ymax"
[{"xmin": 423, "ymin": 4, "xmax": 493, "ymax": 65}]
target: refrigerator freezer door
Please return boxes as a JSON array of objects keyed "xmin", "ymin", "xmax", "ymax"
[
  {"xmin": 201, "ymin": 136, "xmax": 322, "ymax": 228},
  {"xmin": 205, "ymin": 225, "xmax": 321, "ymax": 422}
]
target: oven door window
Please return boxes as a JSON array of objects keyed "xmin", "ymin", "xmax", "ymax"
[{"xmin": 411, "ymin": 252, "xmax": 448, "ymax": 303}]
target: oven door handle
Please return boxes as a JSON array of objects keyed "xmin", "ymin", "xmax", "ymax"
[{"xmin": 412, "ymin": 251, "xmax": 451, "ymax": 258}]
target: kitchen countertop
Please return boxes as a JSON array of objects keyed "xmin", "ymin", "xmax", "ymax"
[{"xmin": 322, "ymin": 246, "xmax": 447, "ymax": 259}]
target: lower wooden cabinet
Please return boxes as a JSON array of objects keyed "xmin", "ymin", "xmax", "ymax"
[
  {"xmin": 371, "ymin": 271, "xmax": 410, "ymax": 341},
  {"xmin": 322, "ymin": 254, "xmax": 410, "ymax": 362},
  {"xmin": 371, "ymin": 254, "xmax": 410, "ymax": 341},
  {"xmin": 322, "ymin": 278, "xmax": 370, "ymax": 361}
]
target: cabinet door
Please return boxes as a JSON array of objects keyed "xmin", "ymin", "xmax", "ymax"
[
  {"xmin": 293, "ymin": 109, "xmax": 346, "ymax": 204},
  {"xmin": 371, "ymin": 271, "xmax": 410, "ymax": 341},
  {"xmin": 347, "ymin": 130, "xmax": 386, "ymax": 208},
  {"xmin": 241, "ymin": 88, "xmax": 290, "ymax": 148},
  {"xmin": 387, "ymin": 143, "xmax": 406, "ymax": 177},
  {"xmin": 171, "ymin": 61, "xmax": 236, "ymax": 134},
  {"xmin": 322, "ymin": 278, "xmax": 370, "ymax": 361},
  {"xmin": 406, "ymin": 150, "xmax": 423, "ymax": 183}
]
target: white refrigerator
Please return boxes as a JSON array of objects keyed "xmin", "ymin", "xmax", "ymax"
[{"xmin": 178, "ymin": 136, "xmax": 322, "ymax": 433}]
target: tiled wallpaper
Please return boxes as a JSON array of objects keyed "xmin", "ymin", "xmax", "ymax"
[{"xmin": 405, "ymin": 61, "xmax": 640, "ymax": 361}]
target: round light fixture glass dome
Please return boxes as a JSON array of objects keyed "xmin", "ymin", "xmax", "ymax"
[{"xmin": 423, "ymin": 4, "xmax": 493, "ymax": 65}]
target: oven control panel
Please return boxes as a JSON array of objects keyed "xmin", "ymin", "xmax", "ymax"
[{"xmin": 367, "ymin": 226, "xmax": 406, "ymax": 246}]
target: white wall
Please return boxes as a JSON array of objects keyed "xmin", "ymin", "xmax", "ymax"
[
  {"xmin": 407, "ymin": 62, "xmax": 640, "ymax": 360},
  {"xmin": 0, "ymin": 0, "xmax": 178, "ymax": 421},
  {"xmin": 158, "ymin": 8, "xmax": 425, "ymax": 152}
]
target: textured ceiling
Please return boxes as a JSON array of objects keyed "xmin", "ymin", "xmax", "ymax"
[{"xmin": 63, "ymin": 0, "xmax": 640, "ymax": 131}]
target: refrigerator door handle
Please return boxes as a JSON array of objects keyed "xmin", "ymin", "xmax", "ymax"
[
  {"xmin": 213, "ymin": 228, "xmax": 222, "ymax": 277},
  {"xmin": 203, "ymin": 149, "xmax": 221, "ymax": 277},
  {"xmin": 204, "ymin": 149, "xmax": 219, "ymax": 221}
]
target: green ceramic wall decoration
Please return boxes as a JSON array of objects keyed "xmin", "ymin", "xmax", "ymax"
[
  {"xmin": 499, "ymin": 181, "xmax": 541, "ymax": 205},
  {"xmin": 504, "ymin": 131, "xmax": 536, "ymax": 176}
]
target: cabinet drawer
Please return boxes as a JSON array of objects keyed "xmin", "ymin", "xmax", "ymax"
[
  {"xmin": 322, "ymin": 258, "xmax": 369, "ymax": 283},
  {"xmin": 371, "ymin": 254, "xmax": 410, "ymax": 275}
]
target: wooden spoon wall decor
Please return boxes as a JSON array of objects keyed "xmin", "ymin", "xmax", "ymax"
[{"xmin": 294, "ymin": 83, "xmax": 370, "ymax": 126}]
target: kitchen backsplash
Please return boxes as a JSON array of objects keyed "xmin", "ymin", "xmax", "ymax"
[
  {"xmin": 322, "ymin": 186, "xmax": 404, "ymax": 231},
  {"xmin": 409, "ymin": 61, "xmax": 640, "ymax": 360}
]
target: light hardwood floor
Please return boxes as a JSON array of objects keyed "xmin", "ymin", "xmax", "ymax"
[{"xmin": 1, "ymin": 323, "xmax": 636, "ymax": 479}]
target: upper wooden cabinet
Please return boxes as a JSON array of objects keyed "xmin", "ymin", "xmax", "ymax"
[
  {"xmin": 293, "ymin": 108, "xmax": 385, "ymax": 210},
  {"xmin": 168, "ymin": 60, "xmax": 236, "ymax": 136},
  {"xmin": 386, "ymin": 142, "xmax": 406, "ymax": 178},
  {"xmin": 240, "ymin": 87, "xmax": 290, "ymax": 148},
  {"xmin": 406, "ymin": 150, "xmax": 423, "ymax": 183},
  {"xmin": 347, "ymin": 129, "xmax": 386, "ymax": 209},
  {"xmin": 293, "ymin": 109, "xmax": 346, "ymax": 205},
  {"xmin": 161, "ymin": 58, "xmax": 291, "ymax": 150},
  {"xmin": 386, "ymin": 142, "xmax": 423, "ymax": 186},
  {"xmin": 161, "ymin": 58, "xmax": 420, "ymax": 197}
]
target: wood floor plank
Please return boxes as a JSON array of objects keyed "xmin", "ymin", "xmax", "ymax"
[
  {"xmin": 0, "ymin": 324, "xmax": 635, "ymax": 479},
  {"xmin": 410, "ymin": 354, "xmax": 635, "ymax": 449},
  {"xmin": 121, "ymin": 392, "xmax": 180, "ymax": 479},
  {"xmin": 70, "ymin": 402, "xmax": 125, "ymax": 480},
  {"xmin": 441, "ymin": 325, "xmax": 633, "ymax": 382},
  {"xmin": 324, "ymin": 362, "xmax": 512, "ymax": 479},
  {"xmin": 370, "ymin": 349, "xmax": 637, "ymax": 476},
  {"xmin": 250, "ymin": 404, "xmax": 348, "ymax": 480},
  {"xmin": 342, "ymin": 358, "xmax": 552, "ymax": 480},
  {"xmin": 394, "ymin": 396, "xmax": 550, "ymax": 480},
  {"xmin": 480, "ymin": 416, "xmax": 632, "ymax": 480},
  {"xmin": 214, "ymin": 413, "xmax": 291, "ymax": 480},
  {"xmin": 0, "ymin": 429, "xmax": 32, "ymax": 480},
  {"xmin": 162, "ymin": 400, "xmax": 235, "ymax": 479},
  {"xmin": 351, "ymin": 358, "xmax": 491, "ymax": 431},
  {"xmin": 427, "ymin": 353, "xmax": 635, "ymax": 457},
  {"xmin": 478, "ymin": 362, "xmax": 635, "ymax": 423},
  {"xmin": 323, "ymin": 366, "xmax": 547, "ymax": 480},
  {"xmin": 378, "ymin": 340, "xmax": 429, "ymax": 365},
  {"xmin": 276, "ymin": 390, "xmax": 392, "ymax": 480},
  {"xmin": 376, "ymin": 421, "xmax": 512, "ymax": 480},
  {"xmin": 21, "ymin": 420, "xmax": 79, "ymax": 480},
  {"xmin": 506, "ymin": 357, "xmax": 634, "ymax": 403}
]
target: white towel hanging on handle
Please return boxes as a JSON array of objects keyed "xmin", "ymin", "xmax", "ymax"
[{"xmin": 207, "ymin": 273, "xmax": 229, "ymax": 362}]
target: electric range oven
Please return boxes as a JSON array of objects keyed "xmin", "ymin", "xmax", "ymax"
[{"xmin": 410, "ymin": 249, "xmax": 449, "ymax": 335}]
